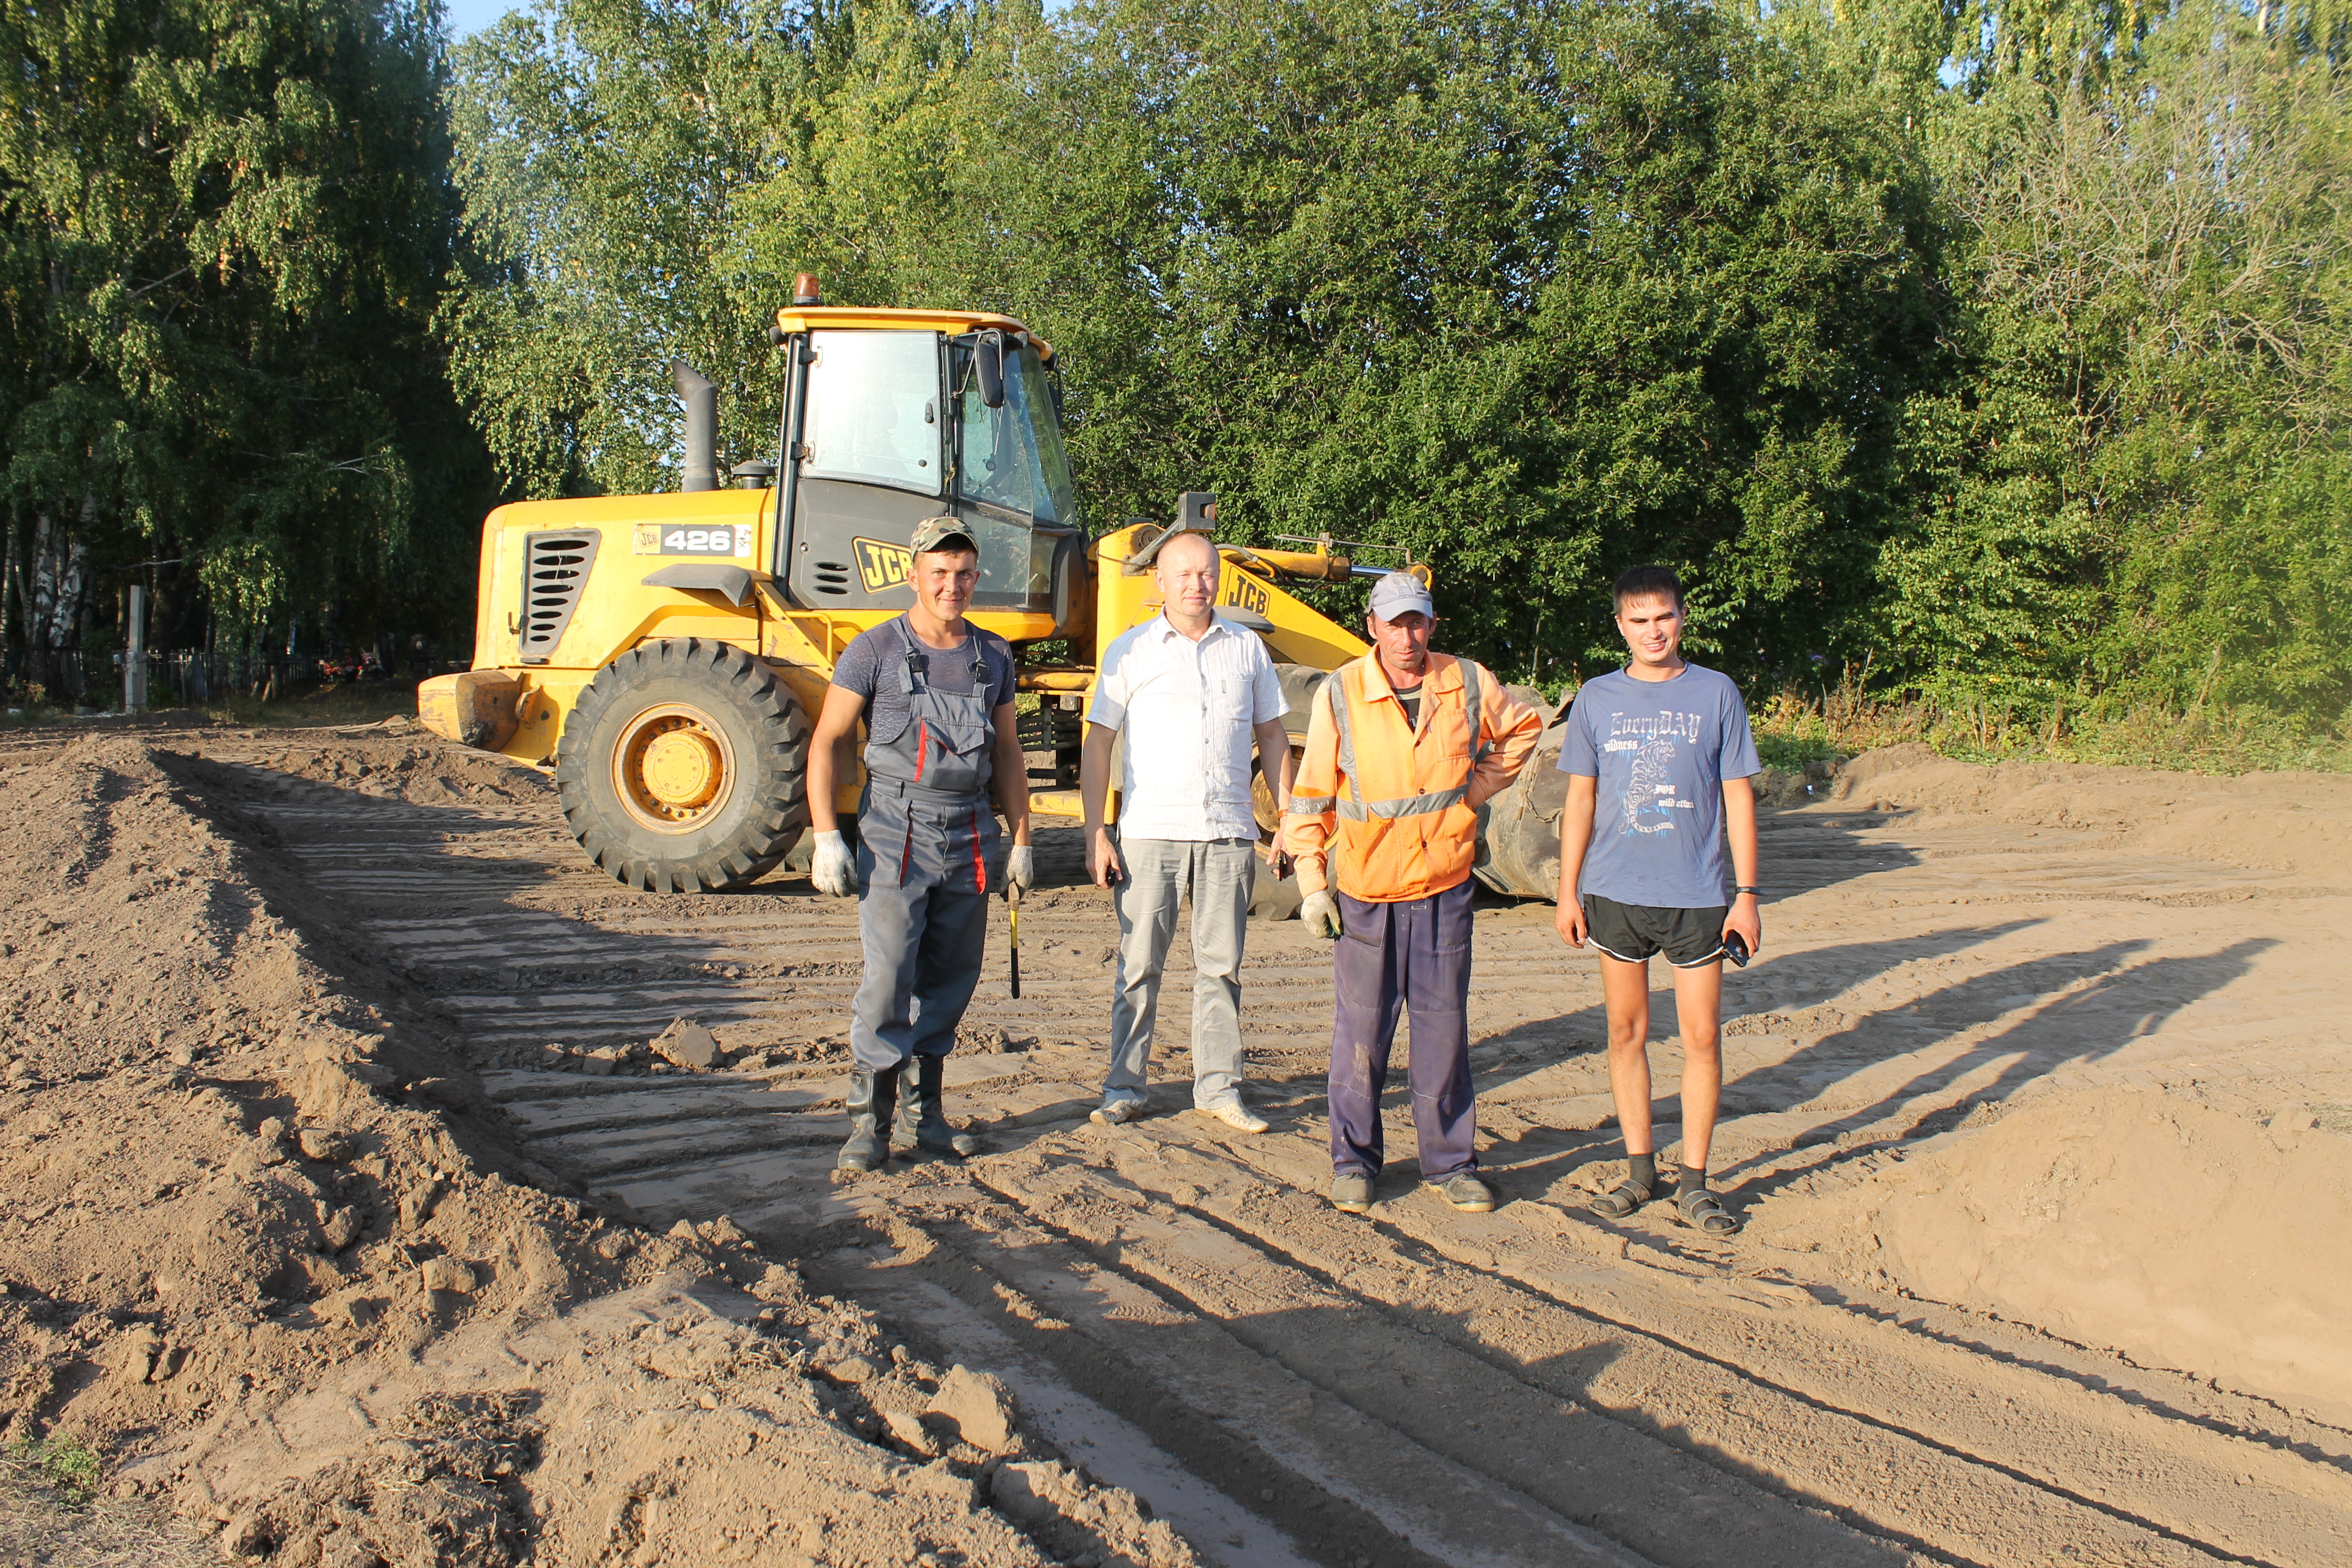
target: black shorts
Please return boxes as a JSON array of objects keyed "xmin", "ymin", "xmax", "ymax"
[{"xmin": 1583, "ymin": 893, "xmax": 1728, "ymax": 968}]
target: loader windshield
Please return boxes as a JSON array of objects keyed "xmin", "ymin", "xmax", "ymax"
[
  {"xmin": 802, "ymin": 330, "xmax": 941, "ymax": 494},
  {"xmin": 955, "ymin": 345, "xmax": 1078, "ymax": 527}
]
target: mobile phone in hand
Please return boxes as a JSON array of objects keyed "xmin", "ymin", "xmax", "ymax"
[{"xmin": 1722, "ymin": 930, "xmax": 1750, "ymax": 968}]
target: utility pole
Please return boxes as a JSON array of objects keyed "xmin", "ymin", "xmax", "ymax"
[{"xmin": 123, "ymin": 584, "xmax": 146, "ymax": 714}]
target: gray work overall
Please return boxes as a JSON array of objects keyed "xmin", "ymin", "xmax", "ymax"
[{"xmin": 849, "ymin": 617, "xmax": 1000, "ymax": 1071}]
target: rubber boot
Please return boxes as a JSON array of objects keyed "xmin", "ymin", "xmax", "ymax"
[
  {"xmin": 836, "ymin": 1062, "xmax": 902, "ymax": 1174},
  {"xmin": 893, "ymin": 1053, "xmax": 980, "ymax": 1158}
]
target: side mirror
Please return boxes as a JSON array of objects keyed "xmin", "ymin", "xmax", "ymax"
[{"xmin": 976, "ymin": 331, "xmax": 1007, "ymax": 410}]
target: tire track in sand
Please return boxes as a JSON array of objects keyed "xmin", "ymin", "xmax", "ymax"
[{"xmin": 188, "ymin": 745, "xmax": 2346, "ymax": 1568}]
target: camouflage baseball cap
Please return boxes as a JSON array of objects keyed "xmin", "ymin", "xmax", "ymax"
[{"xmin": 909, "ymin": 515, "xmax": 977, "ymax": 556}]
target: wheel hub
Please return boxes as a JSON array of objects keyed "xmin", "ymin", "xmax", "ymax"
[
  {"xmin": 641, "ymin": 726, "xmax": 723, "ymax": 808},
  {"xmin": 611, "ymin": 703, "xmax": 736, "ymax": 831}
]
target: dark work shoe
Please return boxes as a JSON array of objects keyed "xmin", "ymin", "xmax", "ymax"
[
  {"xmin": 1434, "ymin": 1172, "xmax": 1496, "ymax": 1213},
  {"xmin": 837, "ymin": 1063, "xmax": 902, "ymax": 1174},
  {"xmin": 1331, "ymin": 1172, "xmax": 1374, "ymax": 1213},
  {"xmin": 894, "ymin": 1054, "xmax": 980, "ymax": 1158}
]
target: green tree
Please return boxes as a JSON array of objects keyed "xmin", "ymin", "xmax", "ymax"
[
  {"xmin": 1014, "ymin": 0, "xmax": 1951, "ymax": 685},
  {"xmin": 442, "ymin": 0, "xmax": 857, "ymax": 498},
  {"xmin": 1885, "ymin": 1, "xmax": 2352, "ymax": 721},
  {"xmin": 0, "ymin": 0, "xmax": 492, "ymax": 690},
  {"xmin": 443, "ymin": 0, "xmax": 2351, "ymax": 745}
]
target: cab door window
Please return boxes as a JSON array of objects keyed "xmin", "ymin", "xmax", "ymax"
[
  {"xmin": 802, "ymin": 330, "xmax": 941, "ymax": 494},
  {"xmin": 953, "ymin": 341, "xmax": 1077, "ymax": 527}
]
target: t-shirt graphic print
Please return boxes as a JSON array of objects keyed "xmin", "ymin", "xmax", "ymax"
[
  {"xmin": 1614, "ymin": 707, "xmax": 1706, "ymax": 834},
  {"xmin": 1559, "ymin": 665, "xmax": 1760, "ymax": 910}
]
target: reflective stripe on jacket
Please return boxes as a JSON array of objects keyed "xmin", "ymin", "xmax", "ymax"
[{"xmin": 1282, "ymin": 652, "xmax": 1540, "ymax": 902}]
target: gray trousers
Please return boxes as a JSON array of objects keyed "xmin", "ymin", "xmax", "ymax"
[
  {"xmin": 850, "ymin": 880, "xmax": 990, "ymax": 1070},
  {"xmin": 1103, "ymin": 836, "xmax": 1256, "ymax": 1110}
]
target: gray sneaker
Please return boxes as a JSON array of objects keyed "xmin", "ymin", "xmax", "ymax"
[
  {"xmin": 1434, "ymin": 1172, "xmax": 1496, "ymax": 1212},
  {"xmin": 1331, "ymin": 1172, "xmax": 1374, "ymax": 1213},
  {"xmin": 1090, "ymin": 1098, "xmax": 1142, "ymax": 1126}
]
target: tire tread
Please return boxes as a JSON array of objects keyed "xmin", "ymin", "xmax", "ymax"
[{"xmin": 554, "ymin": 639, "xmax": 810, "ymax": 894}]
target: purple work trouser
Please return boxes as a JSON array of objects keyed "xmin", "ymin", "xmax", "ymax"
[{"xmin": 1329, "ymin": 876, "xmax": 1477, "ymax": 1179}]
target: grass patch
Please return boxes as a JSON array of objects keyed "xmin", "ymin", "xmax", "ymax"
[
  {"xmin": 6, "ymin": 1433, "xmax": 101, "ymax": 1505},
  {"xmin": 0, "ymin": 1429, "xmax": 209, "ymax": 1566},
  {"xmin": 1749, "ymin": 669, "xmax": 2351, "ymax": 776}
]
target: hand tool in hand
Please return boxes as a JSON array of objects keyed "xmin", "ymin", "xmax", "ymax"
[{"xmin": 1008, "ymin": 884, "xmax": 1022, "ymax": 999}]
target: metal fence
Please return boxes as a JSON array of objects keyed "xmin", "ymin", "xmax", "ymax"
[{"xmin": 7, "ymin": 647, "xmax": 440, "ymax": 711}]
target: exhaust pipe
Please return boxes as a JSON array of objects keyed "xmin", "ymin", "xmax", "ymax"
[{"xmin": 672, "ymin": 360, "xmax": 717, "ymax": 492}]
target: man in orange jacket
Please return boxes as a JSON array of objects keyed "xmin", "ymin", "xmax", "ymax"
[{"xmin": 1283, "ymin": 573, "xmax": 1542, "ymax": 1214}]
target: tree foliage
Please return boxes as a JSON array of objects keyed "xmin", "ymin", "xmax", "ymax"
[
  {"xmin": 448, "ymin": 0, "xmax": 1956, "ymax": 687},
  {"xmin": 0, "ymin": 0, "xmax": 493, "ymax": 682},
  {"xmin": 441, "ymin": 0, "xmax": 842, "ymax": 498},
  {"xmin": 8, "ymin": 0, "xmax": 2346, "ymax": 737},
  {"xmin": 444, "ymin": 0, "xmax": 2352, "ymax": 729},
  {"xmin": 1920, "ymin": 5, "xmax": 2352, "ymax": 716}
]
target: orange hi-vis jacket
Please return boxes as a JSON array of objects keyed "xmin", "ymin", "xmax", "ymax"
[{"xmin": 1283, "ymin": 651, "xmax": 1541, "ymax": 903}]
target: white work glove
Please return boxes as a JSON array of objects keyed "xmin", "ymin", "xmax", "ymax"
[
  {"xmin": 1006, "ymin": 844, "xmax": 1036, "ymax": 897},
  {"xmin": 810, "ymin": 829, "xmax": 859, "ymax": 898},
  {"xmin": 1300, "ymin": 890, "xmax": 1343, "ymax": 940}
]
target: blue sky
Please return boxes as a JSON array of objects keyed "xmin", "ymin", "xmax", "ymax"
[
  {"xmin": 438, "ymin": 0, "xmax": 1070, "ymax": 39},
  {"xmin": 443, "ymin": 0, "xmax": 522, "ymax": 37}
]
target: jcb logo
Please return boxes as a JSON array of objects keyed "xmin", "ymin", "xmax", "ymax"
[
  {"xmin": 853, "ymin": 537, "xmax": 913, "ymax": 594},
  {"xmin": 1224, "ymin": 574, "xmax": 1270, "ymax": 615}
]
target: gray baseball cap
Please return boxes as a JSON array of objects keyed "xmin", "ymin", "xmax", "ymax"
[
  {"xmin": 909, "ymin": 515, "xmax": 977, "ymax": 555},
  {"xmin": 1366, "ymin": 570, "xmax": 1435, "ymax": 621}
]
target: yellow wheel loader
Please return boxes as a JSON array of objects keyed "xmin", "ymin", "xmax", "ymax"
[{"xmin": 418, "ymin": 276, "xmax": 1570, "ymax": 898}]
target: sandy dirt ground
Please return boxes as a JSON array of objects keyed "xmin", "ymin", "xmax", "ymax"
[{"xmin": 2, "ymin": 718, "xmax": 2348, "ymax": 1566}]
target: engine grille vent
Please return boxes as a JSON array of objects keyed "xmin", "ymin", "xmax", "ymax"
[
  {"xmin": 812, "ymin": 559, "xmax": 851, "ymax": 596},
  {"xmin": 520, "ymin": 531, "xmax": 600, "ymax": 662}
]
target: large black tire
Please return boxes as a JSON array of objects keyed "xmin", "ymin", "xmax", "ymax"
[
  {"xmin": 1271, "ymin": 662, "xmax": 1332, "ymax": 734},
  {"xmin": 1250, "ymin": 662, "xmax": 1327, "ymax": 836},
  {"xmin": 1245, "ymin": 663, "xmax": 1332, "ymax": 919},
  {"xmin": 555, "ymin": 638, "xmax": 810, "ymax": 893},
  {"xmin": 1474, "ymin": 717, "xmax": 1570, "ymax": 899}
]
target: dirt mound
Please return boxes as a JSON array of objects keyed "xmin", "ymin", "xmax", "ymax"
[
  {"xmin": 174, "ymin": 1255, "xmax": 1190, "ymax": 1568},
  {"xmin": 1754, "ymin": 1085, "xmax": 2352, "ymax": 1418},
  {"xmin": 199, "ymin": 725, "xmax": 553, "ymax": 807},
  {"xmin": 0, "ymin": 737, "xmax": 1191, "ymax": 1566},
  {"xmin": 1831, "ymin": 743, "xmax": 2352, "ymax": 878}
]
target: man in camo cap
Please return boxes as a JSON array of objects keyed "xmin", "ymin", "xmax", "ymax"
[{"xmin": 805, "ymin": 515, "xmax": 1035, "ymax": 1174}]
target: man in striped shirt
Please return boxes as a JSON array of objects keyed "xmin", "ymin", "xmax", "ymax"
[{"xmin": 1081, "ymin": 529, "xmax": 1294, "ymax": 1131}]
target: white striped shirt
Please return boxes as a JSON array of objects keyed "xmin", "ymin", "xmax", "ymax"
[{"xmin": 1088, "ymin": 614, "xmax": 1288, "ymax": 840}]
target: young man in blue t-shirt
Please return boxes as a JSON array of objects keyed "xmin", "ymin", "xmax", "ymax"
[{"xmin": 1554, "ymin": 565, "xmax": 1762, "ymax": 1235}]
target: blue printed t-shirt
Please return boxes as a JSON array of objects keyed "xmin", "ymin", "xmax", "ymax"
[{"xmin": 1557, "ymin": 663, "xmax": 1761, "ymax": 910}]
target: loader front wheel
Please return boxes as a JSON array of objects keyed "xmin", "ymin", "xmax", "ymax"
[
  {"xmin": 1251, "ymin": 662, "xmax": 1329, "ymax": 835},
  {"xmin": 556, "ymin": 639, "xmax": 810, "ymax": 893}
]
